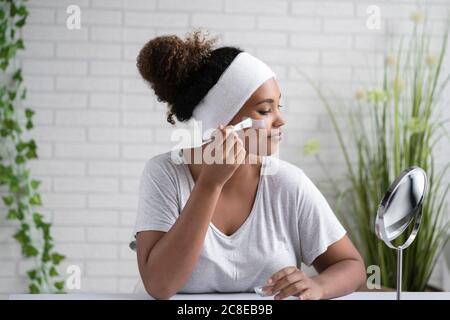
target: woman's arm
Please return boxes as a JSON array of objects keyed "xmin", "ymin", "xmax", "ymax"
[
  {"xmin": 137, "ymin": 125, "xmax": 246, "ymax": 300},
  {"xmin": 136, "ymin": 177, "xmax": 223, "ymax": 300},
  {"xmin": 311, "ymin": 235, "xmax": 366, "ymax": 299},
  {"xmin": 264, "ymin": 235, "xmax": 366, "ymax": 300}
]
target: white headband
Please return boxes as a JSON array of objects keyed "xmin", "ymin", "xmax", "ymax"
[{"xmin": 192, "ymin": 52, "xmax": 276, "ymax": 141}]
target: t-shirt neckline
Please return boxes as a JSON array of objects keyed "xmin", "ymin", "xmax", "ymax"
[{"xmin": 179, "ymin": 153, "xmax": 267, "ymax": 240}]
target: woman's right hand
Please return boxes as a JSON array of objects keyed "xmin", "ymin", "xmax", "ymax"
[{"xmin": 197, "ymin": 124, "xmax": 246, "ymax": 188}]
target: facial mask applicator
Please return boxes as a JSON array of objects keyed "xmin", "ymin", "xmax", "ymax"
[{"xmin": 200, "ymin": 117, "xmax": 266, "ymax": 146}]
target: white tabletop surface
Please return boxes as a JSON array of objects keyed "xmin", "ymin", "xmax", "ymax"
[{"xmin": 8, "ymin": 292, "xmax": 450, "ymax": 300}]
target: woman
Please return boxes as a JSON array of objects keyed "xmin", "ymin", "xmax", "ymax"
[{"xmin": 132, "ymin": 30, "xmax": 366, "ymax": 300}]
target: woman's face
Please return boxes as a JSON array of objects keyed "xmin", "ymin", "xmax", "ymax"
[{"xmin": 228, "ymin": 77, "xmax": 286, "ymax": 156}]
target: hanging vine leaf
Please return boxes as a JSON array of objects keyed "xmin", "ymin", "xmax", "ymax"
[
  {"xmin": 7, "ymin": 209, "xmax": 18, "ymax": 220},
  {"xmin": 24, "ymin": 108, "xmax": 34, "ymax": 119},
  {"xmin": 23, "ymin": 244, "xmax": 39, "ymax": 257},
  {"xmin": 0, "ymin": 0, "xmax": 66, "ymax": 294},
  {"xmin": 2, "ymin": 195, "xmax": 14, "ymax": 206},
  {"xmin": 49, "ymin": 267, "xmax": 59, "ymax": 277},
  {"xmin": 27, "ymin": 269, "xmax": 37, "ymax": 280},
  {"xmin": 54, "ymin": 281, "xmax": 65, "ymax": 291},
  {"xmin": 30, "ymin": 179, "xmax": 41, "ymax": 189},
  {"xmin": 15, "ymin": 154, "xmax": 25, "ymax": 164},
  {"xmin": 28, "ymin": 194, "xmax": 42, "ymax": 205},
  {"xmin": 12, "ymin": 68, "xmax": 22, "ymax": 81},
  {"xmin": 29, "ymin": 284, "xmax": 40, "ymax": 294},
  {"xmin": 51, "ymin": 253, "xmax": 65, "ymax": 265},
  {"xmin": 32, "ymin": 212, "xmax": 43, "ymax": 227}
]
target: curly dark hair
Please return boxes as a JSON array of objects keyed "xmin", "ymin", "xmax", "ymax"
[{"xmin": 136, "ymin": 30, "xmax": 243, "ymax": 125}]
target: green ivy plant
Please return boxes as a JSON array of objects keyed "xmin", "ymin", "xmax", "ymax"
[{"xmin": 0, "ymin": 0, "xmax": 66, "ymax": 293}]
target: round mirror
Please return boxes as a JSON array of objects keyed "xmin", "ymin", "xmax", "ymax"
[
  {"xmin": 375, "ymin": 166, "xmax": 427, "ymax": 249},
  {"xmin": 374, "ymin": 166, "xmax": 427, "ymax": 300}
]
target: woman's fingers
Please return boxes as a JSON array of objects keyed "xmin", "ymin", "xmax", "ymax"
[
  {"xmin": 208, "ymin": 125, "xmax": 233, "ymax": 162},
  {"xmin": 210, "ymin": 124, "xmax": 231, "ymax": 145},
  {"xmin": 206, "ymin": 124, "xmax": 245, "ymax": 165},
  {"xmin": 274, "ymin": 281, "xmax": 308, "ymax": 300},
  {"xmin": 223, "ymin": 127, "xmax": 245, "ymax": 164},
  {"xmin": 266, "ymin": 266, "xmax": 300, "ymax": 290},
  {"xmin": 298, "ymin": 288, "xmax": 314, "ymax": 300},
  {"xmin": 267, "ymin": 271, "xmax": 305, "ymax": 295},
  {"xmin": 224, "ymin": 133, "xmax": 238, "ymax": 160},
  {"xmin": 267, "ymin": 266, "xmax": 299, "ymax": 285}
]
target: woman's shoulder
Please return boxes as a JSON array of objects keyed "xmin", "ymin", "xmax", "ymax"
[
  {"xmin": 142, "ymin": 150, "xmax": 183, "ymax": 183},
  {"xmin": 264, "ymin": 156, "xmax": 307, "ymax": 185},
  {"xmin": 145, "ymin": 150, "xmax": 184, "ymax": 168}
]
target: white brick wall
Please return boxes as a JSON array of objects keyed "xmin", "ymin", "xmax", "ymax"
[{"xmin": 1, "ymin": 0, "xmax": 449, "ymax": 297}]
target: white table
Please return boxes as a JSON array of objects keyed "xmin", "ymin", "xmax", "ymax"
[{"xmin": 8, "ymin": 292, "xmax": 450, "ymax": 300}]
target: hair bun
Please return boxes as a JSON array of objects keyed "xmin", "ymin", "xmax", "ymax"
[{"xmin": 136, "ymin": 30, "xmax": 217, "ymax": 105}]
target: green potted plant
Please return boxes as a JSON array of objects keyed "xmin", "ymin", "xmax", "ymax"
[{"xmin": 302, "ymin": 11, "xmax": 450, "ymax": 291}]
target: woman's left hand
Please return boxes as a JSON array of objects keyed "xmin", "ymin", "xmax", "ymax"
[{"xmin": 263, "ymin": 266, "xmax": 324, "ymax": 300}]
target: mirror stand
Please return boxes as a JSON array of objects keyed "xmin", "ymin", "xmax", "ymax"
[{"xmin": 396, "ymin": 247, "xmax": 403, "ymax": 300}]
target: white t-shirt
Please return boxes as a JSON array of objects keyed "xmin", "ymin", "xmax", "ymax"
[{"xmin": 132, "ymin": 151, "xmax": 346, "ymax": 293}]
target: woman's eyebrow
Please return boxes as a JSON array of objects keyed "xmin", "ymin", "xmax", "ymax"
[
  {"xmin": 254, "ymin": 93, "xmax": 282, "ymax": 106},
  {"xmin": 254, "ymin": 98, "xmax": 274, "ymax": 106}
]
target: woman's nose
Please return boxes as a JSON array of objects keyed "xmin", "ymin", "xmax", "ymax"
[{"xmin": 273, "ymin": 112, "xmax": 286, "ymax": 128}]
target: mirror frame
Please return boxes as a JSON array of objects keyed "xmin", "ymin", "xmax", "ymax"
[{"xmin": 375, "ymin": 166, "xmax": 427, "ymax": 250}]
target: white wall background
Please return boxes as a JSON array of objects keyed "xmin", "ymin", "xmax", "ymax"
[{"xmin": 1, "ymin": 0, "xmax": 449, "ymax": 297}]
